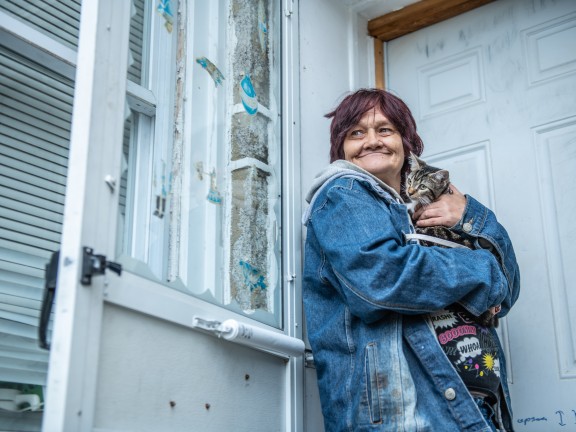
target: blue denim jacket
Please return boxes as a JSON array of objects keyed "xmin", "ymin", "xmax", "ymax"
[{"xmin": 302, "ymin": 161, "xmax": 520, "ymax": 432}]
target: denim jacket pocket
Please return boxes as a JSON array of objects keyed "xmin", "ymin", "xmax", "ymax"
[{"xmin": 364, "ymin": 342, "xmax": 383, "ymax": 424}]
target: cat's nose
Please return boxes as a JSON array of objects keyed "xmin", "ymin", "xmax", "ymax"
[{"xmin": 407, "ymin": 187, "xmax": 414, "ymax": 195}]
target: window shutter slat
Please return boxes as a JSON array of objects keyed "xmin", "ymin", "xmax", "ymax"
[
  {"xmin": 2, "ymin": 94, "xmax": 72, "ymax": 131},
  {"xmin": 1, "ymin": 130, "xmax": 70, "ymax": 158},
  {"xmin": 0, "ymin": 147, "xmax": 68, "ymax": 185},
  {"xmin": 0, "ymin": 0, "xmax": 82, "ymax": 49},
  {"xmin": 0, "ymin": 47, "xmax": 72, "ymax": 387},
  {"xmin": 1, "ymin": 166, "xmax": 67, "ymax": 198},
  {"xmin": 0, "ymin": 137, "xmax": 68, "ymax": 168}
]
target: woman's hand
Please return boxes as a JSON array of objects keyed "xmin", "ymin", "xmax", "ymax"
[{"xmin": 412, "ymin": 184, "xmax": 467, "ymax": 228}]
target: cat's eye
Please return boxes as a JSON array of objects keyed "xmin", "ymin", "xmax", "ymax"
[{"xmin": 419, "ymin": 185, "xmax": 427, "ymax": 190}]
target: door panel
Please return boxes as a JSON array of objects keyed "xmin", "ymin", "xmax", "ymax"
[
  {"xmin": 94, "ymin": 304, "xmax": 286, "ymax": 432},
  {"xmin": 387, "ymin": 0, "xmax": 576, "ymax": 429}
]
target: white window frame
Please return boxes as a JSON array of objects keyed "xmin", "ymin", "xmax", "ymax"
[
  {"xmin": 108, "ymin": 0, "xmax": 303, "ymax": 358},
  {"xmin": 118, "ymin": 0, "xmax": 177, "ymax": 281}
]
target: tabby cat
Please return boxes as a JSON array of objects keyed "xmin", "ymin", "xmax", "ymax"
[{"xmin": 404, "ymin": 152, "xmax": 499, "ymax": 327}]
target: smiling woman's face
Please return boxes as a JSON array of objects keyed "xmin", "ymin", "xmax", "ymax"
[{"xmin": 343, "ymin": 108, "xmax": 405, "ymax": 192}]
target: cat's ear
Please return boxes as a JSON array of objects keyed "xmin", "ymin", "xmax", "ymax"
[
  {"xmin": 433, "ymin": 169, "xmax": 450, "ymax": 183},
  {"xmin": 409, "ymin": 152, "xmax": 424, "ymax": 170}
]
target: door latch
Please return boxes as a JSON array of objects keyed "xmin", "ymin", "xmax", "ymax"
[
  {"xmin": 38, "ymin": 248, "xmax": 122, "ymax": 349},
  {"xmin": 81, "ymin": 247, "xmax": 122, "ymax": 285}
]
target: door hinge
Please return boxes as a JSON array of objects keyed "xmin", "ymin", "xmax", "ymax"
[{"xmin": 81, "ymin": 247, "xmax": 122, "ymax": 286}]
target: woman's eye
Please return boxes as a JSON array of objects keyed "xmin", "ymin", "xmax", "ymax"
[
  {"xmin": 350, "ymin": 130, "xmax": 364, "ymax": 137},
  {"xmin": 379, "ymin": 128, "xmax": 393, "ymax": 135}
]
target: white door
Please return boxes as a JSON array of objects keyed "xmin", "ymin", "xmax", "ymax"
[
  {"xmin": 387, "ymin": 0, "xmax": 576, "ymax": 429},
  {"xmin": 42, "ymin": 0, "xmax": 304, "ymax": 431}
]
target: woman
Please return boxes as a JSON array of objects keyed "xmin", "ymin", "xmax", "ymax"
[{"xmin": 302, "ymin": 89, "xmax": 520, "ymax": 431}]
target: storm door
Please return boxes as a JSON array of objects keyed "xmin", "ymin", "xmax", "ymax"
[{"xmin": 30, "ymin": 0, "xmax": 303, "ymax": 431}]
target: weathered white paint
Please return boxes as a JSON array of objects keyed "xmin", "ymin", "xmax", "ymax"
[{"xmin": 386, "ymin": 0, "xmax": 576, "ymax": 429}]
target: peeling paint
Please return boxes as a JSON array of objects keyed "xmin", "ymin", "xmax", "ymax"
[{"xmin": 167, "ymin": 0, "xmax": 187, "ymax": 281}]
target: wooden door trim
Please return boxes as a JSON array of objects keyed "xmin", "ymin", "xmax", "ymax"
[{"xmin": 374, "ymin": 38, "xmax": 385, "ymax": 89}]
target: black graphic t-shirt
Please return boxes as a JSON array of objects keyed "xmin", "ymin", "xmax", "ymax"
[{"xmin": 430, "ymin": 304, "xmax": 501, "ymax": 399}]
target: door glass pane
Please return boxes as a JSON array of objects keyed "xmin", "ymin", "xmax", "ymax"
[{"xmin": 117, "ymin": 0, "xmax": 282, "ymax": 327}]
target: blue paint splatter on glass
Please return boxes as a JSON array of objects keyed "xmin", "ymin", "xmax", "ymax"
[
  {"xmin": 157, "ymin": 0, "xmax": 174, "ymax": 32},
  {"xmin": 206, "ymin": 168, "xmax": 222, "ymax": 204},
  {"xmin": 196, "ymin": 57, "xmax": 225, "ymax": 87},
  {"xmin": 239, "ymin": 260, "xmax": 267, "ymax": 291}
]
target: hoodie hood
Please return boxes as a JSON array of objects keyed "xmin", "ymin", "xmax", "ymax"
[{"xmin": 302, "ymin": 160, "xmax": 404, "ymax": 225}]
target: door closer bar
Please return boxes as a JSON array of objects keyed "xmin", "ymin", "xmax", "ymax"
[{"xmin": 192, "ymin": 316, "xmax": 305, "ymax": 358}]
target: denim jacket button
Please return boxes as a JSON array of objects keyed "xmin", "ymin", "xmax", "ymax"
[
  {"xmin": 462, "ymin": 222, "xmax": 473, "ymax": 233},
  {"xmin": 444, "ymin": 388, "xmax": 456, "ymax": 400}
]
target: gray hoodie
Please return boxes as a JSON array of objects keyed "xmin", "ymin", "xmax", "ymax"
[{"xmin": 302, "ymin": 159, "xmax": 404, "ymax": 226}]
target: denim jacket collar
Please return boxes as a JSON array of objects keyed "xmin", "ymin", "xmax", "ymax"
[{"xmin": 303, "ymin": 160, "xmax": 404, "ymax": 226}]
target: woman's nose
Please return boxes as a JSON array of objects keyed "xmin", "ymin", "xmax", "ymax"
[{"xmin": 364, "ymin": 129, "xmax": 381, "ymax": 148}]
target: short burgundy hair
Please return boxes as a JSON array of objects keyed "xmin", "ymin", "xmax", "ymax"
[{"xmin": 325, "ymin": 88, "xmax": 424, "ymax": 179}]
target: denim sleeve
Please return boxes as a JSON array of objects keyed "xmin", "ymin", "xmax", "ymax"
[
  {"xmin": 452, "ymin": 195, "xmax": 521, "ymax": 317},
  {"xmin": 308, "ymin": 179, "xmax": 516, "ymax": 323}
]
